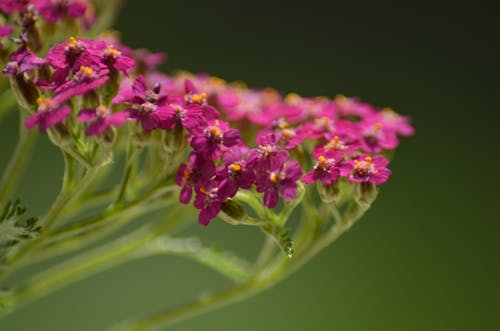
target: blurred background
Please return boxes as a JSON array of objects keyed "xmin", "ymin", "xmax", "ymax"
[{"xmin": 1, "ymin": 0, "xmax": 499, "ymax": 330}]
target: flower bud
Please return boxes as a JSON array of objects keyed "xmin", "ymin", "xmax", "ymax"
[
  {"xmin": 9, "ymin": 75, "xmax": 39, "ymax": 111},
  {"xmin": 354, "ymin": 182, "xmax": 378, "ymax": 208},
  {"xmin": 221, "ymin": 199, "xmax": 247, "ymax": 222},
  {"xmin": 47, "ymin": 123, "xmax": 73, "ymax": 148},
  {"xmin": 318, "ymin": 181, "xmax": 340, "ymax": 203}
]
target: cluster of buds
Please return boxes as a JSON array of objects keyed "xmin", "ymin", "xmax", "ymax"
[{"xmin": 1, "ymin": 1, "xmax": 414, "ymax": 227}]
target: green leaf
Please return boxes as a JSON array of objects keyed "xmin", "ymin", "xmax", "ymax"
[{"xmin": 0, "ymin": 199, "xmax": 40, "ymax": 264}]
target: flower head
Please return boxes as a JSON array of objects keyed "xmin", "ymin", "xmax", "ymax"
[
  {"xmin": 175, "ymin": 153, "xmax": 216, "ymax": 204},
  {"xmin": 217, "ymin": 147, "xmax": 256, "ymax": 197},
  {"xmin": 344, "ymin": 155, "xmax": 391, "ymax": 185},
  {"xmin": 25, "ymin": 97, "xmax": 71, "ymax": 132},
  {"xmin": 32, "ymin": 0, "xmax": 88, "ymax": 23},
  {"xmin": 255, "ymin": 157, "xmax": 303, "ymax": 208},
  {"xmin": 193, "ymin": 179, "xmax": 230, "ymax": 226},
  {"xmin": 302, "ymin": 155, "xmax": 342, "ymax": 186},
  {"xmin": 77, "ymin": 105, "xmax": 128, "ymax": 136},
  {"xmin": 190, "ymin": 120, "xmax": 240, "ymax": 157}
]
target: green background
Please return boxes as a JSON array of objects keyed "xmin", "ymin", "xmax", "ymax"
[{"xmin": 1, "ymin": 0, "xmax": 499, "ymax": 330}]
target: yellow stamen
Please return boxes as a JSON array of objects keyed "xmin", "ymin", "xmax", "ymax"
[
  {"xmin": 68, "ymin": 36, "xmax": 77, "ymax": 47},
  {"xmin": 37, "ymin": 97, "xmax": 52, "ymax": 111},
  {"xmin": 229, "ymin": 163, "xmax": 242, "ymax": 172},
  {"xmin": 96, "ymin": 105, "xmax": 108, "ymax": 117},
  {"xmin": 80, "ymin": 66, "xmax": 93, "ymax": 77},
  {"xmin": 269, "ymin": 172, "xmax": 280, "ymax": 184},
  {"xmin": 104, "ymin": 45, "xmax": 122, "ymax": 58},
  {"xmin": 365, "ymin": 156, "xmax": 372, "ymax": 163},
  {"xmin": 210, "ymin": 126, "xmax": 222, "ymax": 138},
  {"xmin": 374, "ymin": 123, "xmax": 382, "ymax": 134},
  {"xmin": 278, "ymin": 121, "xmax": 289, "ymax": 130},
  {"xmin": 199, "ymin": 187, "xmax": 208, "ymax": 194}
]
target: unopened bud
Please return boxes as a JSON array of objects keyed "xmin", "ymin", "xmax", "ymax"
[
  {"xmin": 10, "ymin": 75, "xmax": 40, "ymax": 111},
  {"xmin": 221, "ymin": 199, "xmax": 247, "ymax": 222},
  {"xmin": 354, "ymin": 182, "xmax": 378, "ymax": 208},
  {"xmin": 318, "ymin": 181, "xmax": 340, "ymax": 203}
]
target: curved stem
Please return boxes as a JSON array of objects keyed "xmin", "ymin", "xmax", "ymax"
[
  {"xmin": 108, "ymin": 195, "xmax": 370, "ymax": 331},
  {"xmin": 1, "ymin": 156, "xmax": 98, "ymax": 273},
  {"xmin": 0, "ymin": 127, "xmax": 37, "ymax": 207},
  {"xmin": 2, "ymin": 211, "xmax": 248, "ymax": 317},
  {"xmin": 113, "ymin": 141, "xmax": 142, "ymax": 206}
]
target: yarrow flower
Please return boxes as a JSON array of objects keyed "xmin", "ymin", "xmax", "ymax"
[
  {"xmin": 25, "ymin": 97, "xmax": 71, "ymax": 132},
  {"xmin": 302, "ymin": 154, "xmax": 343, "ymax": 186},
  {"xmin": 1, "ymin": 13, "xmax": 413, "ymax": 225},
  {"xmin": 31, "ymin": 0, "xmax": 88, "ymax": 23},
  {"xmin": 77, "ymin": 105, "xmax": 128, "ymax": 136},
  {"xmin": 344, "ymin": 155, "xmax": 392, "ymax": 185},
  {"xmin": 255, "ymin": 157, "xmax": 303, "ymax": 208}
]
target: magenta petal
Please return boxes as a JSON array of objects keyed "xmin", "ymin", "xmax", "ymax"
[
  {"xmin": 281, "ymin": 184, "xmax": 298, "ymax": 201},
  {"xmin": 25, "ymin": 112, "xmax": 41, "ymax": 129},
  {"xmin": 77, "ymin": 109, "xmax": 97, "ymax": 122},
  {"xmin": 179, "ymin": 186, "xmax": 192, "ymax": 204},
  {"xmin": 301, "ymin": 172, "xmax": 316, "ymax": 184},
  {"xmin": 107, "ymin": 112, "xmax": 129, "ymax": 126},
  {"xmin": 263, "ymin": 190, "xmax": 279, "ymax": 208},
  {"xmin": 372, "ymin": 168, "xmax": 391, "ymax": 185},
  {"xmin": 86, "ymin": 119, "xmax": 107, "ymax": 136}
]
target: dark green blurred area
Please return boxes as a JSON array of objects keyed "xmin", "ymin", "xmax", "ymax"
[{"xmin": 1, "ymin": 0, "xmax": 499, "ymax": 330}]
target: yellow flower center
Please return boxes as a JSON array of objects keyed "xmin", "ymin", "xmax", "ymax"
[
  {"xmin": 229, "ymin": 163, "xmax": 242, "ymax": 173},
  {"xmin": 269, "ymin": 172, "xmax": 280, "ymax": 184},
  {"xmin": 79, "ymin": 66, "xmax": 94, "ymax": 77},
  {"xmin": 37, "ymin": 97, "xmax": 52, "ymax": 112},
  {"xmin": 104, "ymin": 45, "xmax": 122, "ymax": 58}
]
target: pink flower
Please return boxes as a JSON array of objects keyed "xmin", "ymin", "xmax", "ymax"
[
  {"xmin": 247, "ymin": 134, "xmax": 289, "ymax": 171},
  {"xmin": 302, "ymin": 155, "xmax": 342, "ymax": 186},
  {"xmin": 25, "ymin": 97, "xmax": 71, "ymax": 132},
  {"xmin": 312, "ymin": 133, "xmax": 360, "ymax": 159},
  {"xmin": 3, "ymin": 47, "xmax": 46, "ymax": 75},
  {"xmin": 184, "ymin": 79, "xmax": 219, "ymax": 120},
  {"xmin": 175, "ymin": 153, "xmax": 216, "ymax": 204},
  {"xmin": 118, "ymin": 76, "xmax": 169, "ymax": 131},
  {"xmin": 162, "ymin": 102, "xmax": 205, "ymax": 133},
  {"xmin": 376, "ymin": 108, "xmax": 415, "ymax": 137},
  {"xmin": 100, "ymin": 44, "xmax": 136, "ymax": 75},
  {"xmin": 0, "ymin": 0, "xmax": 27, "ymax": 14},
  {"xmin": 32, "ymin": 0, "xmax": 88, "ymax": 23},
  {"xmin": 217, "ymin": 147, "xmax": 256, "ymax": 197},
  {"xmin": 77, "ymin": 105, "xmax": 128, "ymax": 136},
  {"xmin": 0, "ymin": 25, "xmax": 13, "ymax": 48},
  {"xmin": 193, "ymin": 179, "xmax": 230, "ymax": 226},
  {"xmin": 255, "ymin": 157, "xmax": 303, "ymax": 208},
  {"xmin": 344, "ymin": 154, "xmax": 391, "ymax": 185},
  {"xmin": 359, "ymin": 122, "xmax": 398, "ymax": 153},
  {"xmin": 46, "ymin": 37, "xmax": 105, "ymax": 72},
  {"xmin": 52, "ymin": 66, "xmax": 109, "ymax": 104},
  {"xmin": 190, "ymin": 120, "xmax": 240, "ymax": 157}
]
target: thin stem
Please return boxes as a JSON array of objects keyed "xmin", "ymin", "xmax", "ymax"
[
  {"xmin": 1, "ymin": 156, "xmax": 98, "ymax": 272},
  {"xmin": 2, "ymin": 214, "xmax": 249, "ymax": 316},
  {"xmin": 113, "ymin": 141, "xmax": 141, "ymax": 206},
  {"xmin": 0, "ymin": 126, "xmax": 37, "ymax": 207},
  {"xmin": 108, "ymin": 191, "xmax": 370, "ymax": 331}
]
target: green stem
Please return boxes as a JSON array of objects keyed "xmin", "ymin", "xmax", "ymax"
[
  {"xmin": 22, "ymin": 186, "xmax": 179, "ymax": 266},
  {"xmin": 0, "ymin": 127, "xmax": 37, "ymax": 207},
  {"xmin": 113, "ymin": 141, "xmax": 141, "ymax": 206},
  {"xmin": 1, "ymin": 157, "xmax": 97, "ymax": 273},
  {"xmin": 108, "ymin": 194, "xmax": 370, "ymax": 331},
  {"xmin": 2, "ymin": 216, "xmax": 249, "ymax": 316}
]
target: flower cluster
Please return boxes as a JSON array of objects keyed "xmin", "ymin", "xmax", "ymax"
[{"xmin": 1, "ymin": 1, "xmax": 414, "ymax": 226}]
